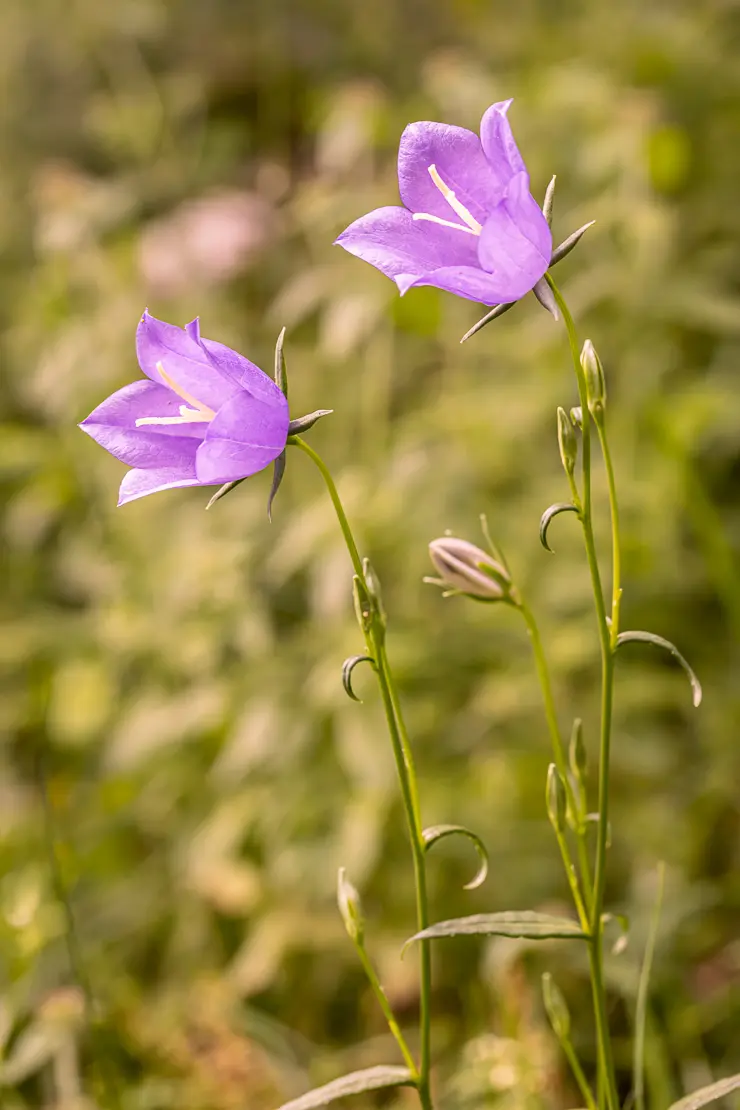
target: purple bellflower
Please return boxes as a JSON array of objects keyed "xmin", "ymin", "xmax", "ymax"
[
  {"xmin": 336, "ymin": 100, "xmax": 552, "ymax": 307},
  {"xmin": 80, "ymin": 311, "xmax": 289, "ymax": 505}
]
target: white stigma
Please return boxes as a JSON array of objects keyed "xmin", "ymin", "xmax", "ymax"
[
  {"xmin": 412, "ymin": 164, "xmax": 483, "ymax": 236},
  {"xmin": 135, "ymin": 362, "xmax": 216, "ymax": 428}
]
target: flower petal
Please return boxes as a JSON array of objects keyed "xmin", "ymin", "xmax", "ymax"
[
  {"xmin": 80, "ymin": 399, "xmax": 200, "ymax": 468},
  {"xmin": 479, "ymin": 100, "xmax": 526, "ymax": 180},
  {"xmin": 336, "ymin": 205, "xmax": 478, "ymax": 288},
  {"xmin": 136, "ymin": 310, "xmax": 236, "ymax": 411},
  {"xmin": 477, "ymin": 173, "xmax": 552, "ymax": 301},
  {"xmin": 398, "ymin": 121, "xmax": 504, "ymax": 223},
  {"xmin": 400, "ymin": 264, "xmax": 527, "ymax": 306},
  {"xmin": 118, "ymin": 464, "xmax": 201, "ymax": 505},
  {"xmin": 80, "ymin": 380, "xmax": 208, "ymax": 440},
  {"xmin": 198, "ymin": 337, "xmax": 283, "ymax": 406},
  {"xmin": 195, "ymin": 390, "xmax": 289, "ymax": 484}
]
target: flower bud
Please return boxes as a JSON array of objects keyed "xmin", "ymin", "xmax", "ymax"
[
  {"xmin": 546, "ymin": 763, "xmax": 567, "ymax": 834},
  {"xmin": 570, "ymin": 406, "xmax": 583, "ymax": 429},
  {"xmin": 427, "ymin": 537, "xmax": 511, "ymax": 602},
  {"xmin": 557, "ymin": 407, "xmax": 578, "ymax": 476},
  {"xmin": 581, "ymin": 340, "xmax": 606, "ymax": 417},
  {"xmin": 337, "ymin": 868, "xmax": 364, "ymax": 944},
  {"xmin": 542, "ymin": 972, "xmax": 571, "ymax": 1039}
]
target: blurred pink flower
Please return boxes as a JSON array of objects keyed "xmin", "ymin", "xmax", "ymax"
[{"xmin": 138, "ymin": 190, "xmax": 275, "ymax": 295}]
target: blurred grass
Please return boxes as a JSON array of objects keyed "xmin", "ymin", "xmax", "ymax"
[{"xmin": 1, "ymin": 0, "xmax": 740, "ymax": 1107}]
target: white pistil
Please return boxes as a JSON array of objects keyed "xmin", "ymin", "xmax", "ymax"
[
  {"xmin": 135, "ymin": 361, "xmax": 216, "ymax": 428},
  {"xmin": 411, "ymin": 164, "xmax": 483, "ymax": 236}
]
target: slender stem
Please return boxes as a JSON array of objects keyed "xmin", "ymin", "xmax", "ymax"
[
  {"xmin": 546, "ymin": 275, "xmax": 619, "ymax": 1110},
  {"xmin": 519, "ymin": 600, "xmax": 593, "ymax": 912},
  {"xmin": 35, "ymin": 751, "xmax": 121, "ymax": 1110},
  {"xmin": 354, "ymin": 944, "xmax": 419, "ymax": 1077},
  {"xmin": 595, "ymin": 421, "xmax": 622, "ymax": 646},
  {"xmin": 561, "ymin": 1035, "xmax": 599, "ymax": 1110},
  {"xmin": 376, "ymin": 645, "xmax": 432, "ymax": 1101},
  {"xmin": 292, "ymin": 436, "xmax": 433, "ymax": 1110},
  {"xmin": 634, "ymin": 863, "xmax": 666, "ymax": 1110},
  {"xmin": 291, "ymin": 436, "xmax": 363, "ymax": 577}
]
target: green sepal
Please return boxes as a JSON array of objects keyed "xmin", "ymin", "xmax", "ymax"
[{"xmin": 205, "ymin": 478, "xmax": 245, "ymax": 510}]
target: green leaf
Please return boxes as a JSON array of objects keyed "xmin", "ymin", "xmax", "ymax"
[
  {"xmin": 615, "ymin": 630, "xmax": 702, "ymax": 707},
  {"xmin": 274, "ymin": 1066, "xmax": 415, "ymax": 1110},
  {"xmin": 539, "ymin": 502, "xmax": 579, "ymax": 553},
  {"xmin": 422, "ymin": 824, "xmax": 489, "ymax": 890},
  {"xmin": 666, "ymin": 1074, "xmax": 740, "ymax": 1110},
  {"xmin": 408, "ymin": 911, "xmax": 587, "ymax": 946}
]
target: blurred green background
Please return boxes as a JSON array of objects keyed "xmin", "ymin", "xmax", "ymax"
[{"xmin": 1, "ymin": 0, "xmax": 739, "ymax": 1107}]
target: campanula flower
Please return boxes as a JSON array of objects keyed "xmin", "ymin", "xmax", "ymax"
[
  {"xmin": 336, "ymin": 100, "xmax": 552, "ymax": 306},
  {"xmin": 80, "ymin": 311, "xmax": 289, "ymax": 505}
]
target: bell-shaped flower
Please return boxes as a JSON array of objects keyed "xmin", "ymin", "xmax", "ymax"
[
  {"xmin": 79, "ymin": 311, "xmax": 289, "ymax": 505},
  {"xmin": 336, "ymin": 100, "xmax": 552, "ymax": 306}
]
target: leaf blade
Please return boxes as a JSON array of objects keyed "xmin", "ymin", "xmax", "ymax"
[
  {"xmin": 273, "ymin": 1066, "xmax": 415, "ymax": 1110},
  {"xmin": 408, "ymin": 911, "xmax": 588, "ymax": 945},
  {"xmin": 615, "ymin": 630, "xmax": 702, "ymax": 707},
  {"xmin": 666, "ymin": 1074, "xmax": 740, "ymax": 1110}
]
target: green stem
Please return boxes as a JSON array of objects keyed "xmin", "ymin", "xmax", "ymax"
[
  {"xmin": 561, "ymin": 1035, "xmax": 600, "ymax": 1110},
  {"xmin": 546, "ymin": 276, "xmax": 619, "ymax": 1110},
  {"xmin": 292, "ymin": 436, "xmax": 433, "ymax": 1110},
  {"xmin": 595, "ymin": 421, "xmax": 622, "ymax": 646},
  {"xmin": 519, "ymin": 600, "xmax": 593, "ymax": 912},
  {"xmin": 354, "ymin": 943, "xmax": 419, "ymax": 1078},
  {"xmin": 634, "ymin": 863, "xmax": 665, "ymax": 1110},
  {"xmin": 35, "ymin": 751, "xmax": 121, "ymax": 1110}
]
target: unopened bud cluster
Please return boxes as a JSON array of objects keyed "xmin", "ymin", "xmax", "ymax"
[{"xmin": 427, "ymin": 537, "xmax": 512, "ymax": 603}]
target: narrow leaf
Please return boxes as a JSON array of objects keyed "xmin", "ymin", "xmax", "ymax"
[
  {"xmin": 206, "ymin": 478, "xmax": 245, "ymax": 510},
  {"xmin": 268, "ymin": 451, "xmax": 286, "ymax": 521},
  {"xmin": 550, "ymin": 221, "xmax": 596, "ymax": 266},
  {"xmin": 633, "ymin": 864, "xmax": 665, "ymax": 1110},
  {"xmin": 408, "ymin": 911, "xmax": 587, "ymax": 946},
  {"xmin": 274, "ymin": 326, "xmax": 288, "ymax": 397},
  {"xmin": 460, "ymin": 300, "xmax": 515, "ymax": 343},
  {"xmin": 274, "ymin": 1066, "xmax": 415, "ymax": 1110},
  {"xmin": 666, "ymin": 1075, "xmax": 740, "ymax": 1110},
  {"xmin": 615, "ymin": 630, "xmax": 702, "ymax": 707},
  {"xmin": 540, "ymin": 502, "xmax": 579, "ymax": 553},
  {"xmin": 422, "ymin": 824, "xmax": 489, "ymax": 890},
  {"xmin": 342, "ymin": 655, "xmax": 374, "ymax": 702}
]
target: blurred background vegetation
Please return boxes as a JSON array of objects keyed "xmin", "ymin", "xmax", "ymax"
[{"xmin": 1, "ymin": 0, "xmax": 739, "ymax": 1106}]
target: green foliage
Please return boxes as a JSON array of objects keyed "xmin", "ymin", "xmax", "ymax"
[{"xmin": 1, "ymin": 0, "xmax": 740, "ymax": 1106}]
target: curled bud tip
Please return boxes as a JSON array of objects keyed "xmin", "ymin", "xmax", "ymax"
[{"xmin": 428, "ymin": 536, "xmax": 512, "ymax": 602}]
